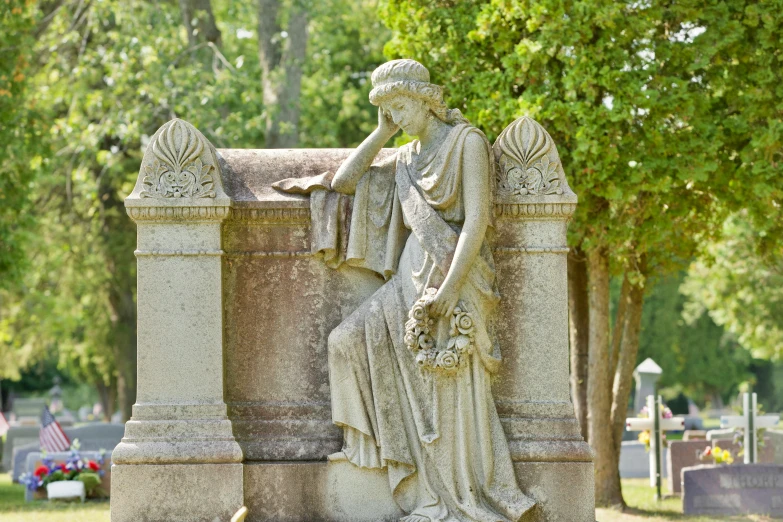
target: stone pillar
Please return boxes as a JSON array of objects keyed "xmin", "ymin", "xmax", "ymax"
[
  {"xmin": 112, "ymin": 119, "xmax": 244, "ymax": 522},
  {"xmin": 492, "ymin": 117, "xmax": 595, "ymax": 521}
]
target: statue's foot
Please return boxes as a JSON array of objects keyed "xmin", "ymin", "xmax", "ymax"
[
  {"xmin": 327, "ymin": 450, "xmax": 348, "ymax": 462},
  {"xmin": 399, "ymin": 516, "xmax": 431, "ymax": 522}
]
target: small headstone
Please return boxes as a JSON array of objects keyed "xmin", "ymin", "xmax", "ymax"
[
  {"xmin": 11, "ymin": 398, "xmax": 47, "ymax": 422},
  {"xmin": 683, "ymin": 430, "xmax": 707, "ymax": 441},
  {"xmin": 667, "ymin": 440, "xmax": 708, "ymax": 494},
  {"xmin": 683, "ymin": 416, "xmax": 704, "ymax": 430},
  {"xmin": 1, "ymin": 425, "xmax": 39, "ymax": 472},
  {"xmin": 682, "ymin": 464, "xmax": 783, "ymax": 516}
]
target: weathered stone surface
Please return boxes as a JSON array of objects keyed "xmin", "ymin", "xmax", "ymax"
[
  {"xmin": 514, "ymin": 461, "xmax": 594, "ymax": 522},
  {"xmin": 243, "ymin": 461, "xmax": 404, "ymax": 522},
  {"xmin": 110, "ymin": 463, "xmax": 243, "ymax": 522},
  {"xmin": 682, "ymin": 464, "xmax": 783, "ymax": 516}
]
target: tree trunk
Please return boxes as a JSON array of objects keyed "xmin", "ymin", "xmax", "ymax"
[
  {"xmin": 179, "ymin": 0, "xmax": 222, "ymax": 48},
  {"xmin": 568, "ymin": 247, "xmax": 589, "ymax": 440},
  {"xmin": 257, "ymin": 0, "xmax": 308, "ymax": 148},
  {"xmin": 607, "ymin": 271, "xmax": 646, "ymax": 507},
  {"xmin": 587, "ymin": 248, "xmax": 617, "ymax": 507},
  {"xmin": 609, "ymin": 275, "xmax": 631, "ymax": 377}
]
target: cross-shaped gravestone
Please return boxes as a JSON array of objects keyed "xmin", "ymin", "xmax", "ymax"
[
  {"xmin": 720, "ymin": 392, "xmax": 780, "ymax": 464},
  {"xmin": 626, "ymin": 395, "xmax": 685, "ymax": 499}
]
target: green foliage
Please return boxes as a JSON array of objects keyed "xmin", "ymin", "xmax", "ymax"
[
  {"xmin": 75, "ymin": 472, "xmax": 102, "ymax": 495},
  {"xmin": 682, "ymin": 214, "xmax": 783, "ymax": 360},
  {"xmin": 635, "ymin": 272, "xmax": 752, "ymax": 405},
  {"xmin": 0, "ymin": 0, "xmax": 390, "ymax": 401},
  {"xmin": 380, "ymin": 0, "xmax": 783, "ymax": 286}
]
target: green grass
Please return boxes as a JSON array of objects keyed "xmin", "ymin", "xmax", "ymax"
[
  {"xmin": 0, "ymin": 472, "xmax": 109, "ymax": 522},
  {"xmin": 2, "ymin": 472, "xmax": 781, "ymax": 521},
  {"xmin": 597, "ymin": 478, "xmax": 782, "ymax": 521}
]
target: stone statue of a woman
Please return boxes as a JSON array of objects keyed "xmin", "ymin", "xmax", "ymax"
[{"xmin": 276, "ymin": 59, "xmax": 534, "ymax": 522}]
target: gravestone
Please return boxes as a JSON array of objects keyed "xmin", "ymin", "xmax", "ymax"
[
  {"xmin": 1, "ymin": 425, "xmax": 39, "ymax": 472},
  {"xmin": 769, "ymin": 430, "xmax": 783, "ymax": 465},
  {"xmin": 112, "ymin": 80, "xmax": 594, "ymax": 520},
  {"xmin": 682, "ymin": 464, "xmax": 783, "ymax": 516},
  {"xmin": 633, "ymin": 358, "xmax": 662, "ymax": 413},
  {"xmin": 619, "ymin": 441, "xmax": 669, "ymax": 479},
  {"xmin": 11, "ymin": 423, "xmax": 124, "ymax": 481},
  {"xmin": 11, "ymin": 398, "xmax": 46, "ymax": 424},
  {"xmin": 667, "ymin": 440, "xmax": 708, "ymax": 494},
  {"xmin": 23, "ymin": 450, "xmax": 112, "ymax": 501},
  {"xmin": 712, "ymin": 438, "xmax": 775, "ymax": 465}
]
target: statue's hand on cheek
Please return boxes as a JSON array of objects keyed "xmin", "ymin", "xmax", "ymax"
[{"xmin": 377, "ymin": 108, "xmax": 399, "ymax": 139}]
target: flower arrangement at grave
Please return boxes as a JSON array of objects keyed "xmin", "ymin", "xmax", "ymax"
[
  {"xmin": 698, "ymin": 444, "xmax": 734, "ymax": 465},
  {"xmin": 19, "ymin": 440, "xmax": 108, "ymax": 499},
  {"xmin": 636, "ymin": 404, "xmax": 674, "ymax": 451},
  {"xmin": 405, "ymin": 288, "xmax": 476, "ymax": 373}
]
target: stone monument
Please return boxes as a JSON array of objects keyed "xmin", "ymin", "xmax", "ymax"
[
  {"xmin": 633, "ymin": 358, "xmax": 662, "ymax": 413},
  {"xmin": 112, "ymin": 59, "xmax": 594, "ymax": 522}
]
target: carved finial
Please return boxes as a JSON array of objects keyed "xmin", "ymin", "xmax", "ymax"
[
  {"xmin": 493, "ymin": 116, "xmax": 572, "ymax": 198},
  {"xmin": 139, "ymin": 119, "xmax": 220, "ymax": 199}
]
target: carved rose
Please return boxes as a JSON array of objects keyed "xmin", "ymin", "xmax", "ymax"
[
  {"xmin": 415, "ymin": 352, "xmax": 429, "ymax": 366},
  {"xmin": 418, "ymin": 334, "xmax": 434, "ymax": 350},
  {"xmin": 411, "ymin": 303, "xmax": 427, "ymax": 321},
  {"xmin": 404, "ymin": 331, "xmax": 417, "ymax": 348},
  {"xmin": 436, "ymin": 350, "xmax": 459, "ymax": 370},
  {"xmin": 457, "ymin": 313, "xmax": 474, "ymax": 335}
]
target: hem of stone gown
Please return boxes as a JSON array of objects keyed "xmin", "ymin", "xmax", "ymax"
[{"xmin": 337, "ymin": 425, "xmax": 536, "ymax": 522}]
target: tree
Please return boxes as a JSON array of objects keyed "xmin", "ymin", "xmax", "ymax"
[
  {"xmin": 682, "ymin": 214, "xmax": 783, "ymax": 361},
  {"xmin": 0, "ymin": 0, "xmax": 391, "ymax": 421},
  {"xmin": 257, "ymin": 0, "xmax": 308, "ymax": 147},
  {"xmin": 378, "ymin": 0, "xmax": 781, "ymax": 507}
]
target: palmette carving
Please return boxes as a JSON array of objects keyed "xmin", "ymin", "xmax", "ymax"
[
  {"xmin": 140, "ymin": 119, "xmax": 216, "ymax": 198},
  {"xmin": 496, "ymin": 116, "xmax": 564, "ymax": 197}
]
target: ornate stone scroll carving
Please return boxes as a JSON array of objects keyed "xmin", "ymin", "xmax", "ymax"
[
  {"xmin": 140, "ymin": 119, "xmax": 218, "ymax": 198},
  {"xmin": 494, "ymin": 116, "xmax": 574, "ymax": 199}
]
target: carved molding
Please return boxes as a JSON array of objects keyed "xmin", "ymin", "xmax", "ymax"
[
  {"xmin": 140, "ymin": 119, "xmax": 219, "ymax": 199},
  {"xmin": 226, "ymin": 207, "xmax": 310, "ymax": 224},
  {"xmin": 494, "ymin": 202, "xmax": 577, "ymax": 219},
  {"xmin": 493, "ymin": 116, "xmax": 575, "ymax": 200},
  {"xmin": 126, "ymin": 205, "xmax": 229, "ymax": 222}
]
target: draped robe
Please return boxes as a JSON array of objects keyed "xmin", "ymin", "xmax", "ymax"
[{"xmin": 277, "ymin": 124, "xmax": 535, "ymax": 522}]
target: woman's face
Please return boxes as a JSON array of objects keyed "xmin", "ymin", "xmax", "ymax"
[{"xmin": 381, "ymin": 95, "xmax": 429, "ymax": 136}]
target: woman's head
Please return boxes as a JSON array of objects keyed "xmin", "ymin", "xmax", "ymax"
[{"xmin": 369, "ymin": 59, "xmax": 467, "ymax": 128}]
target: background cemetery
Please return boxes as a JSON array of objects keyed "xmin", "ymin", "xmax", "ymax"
[{"xmin": 1, "ymin": 0, "xmax": 782, "ymax": 521}]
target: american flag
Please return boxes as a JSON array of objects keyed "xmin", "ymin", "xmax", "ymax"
[
  {"xmin": 0, "ymin": 412, "xmax": 9, "ymax": 437},
  {"xmin": 40, "ymin": 406, "xmax": 70, "ymax": 452}
]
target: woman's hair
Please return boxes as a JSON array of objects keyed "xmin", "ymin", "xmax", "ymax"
[{"xmin": 369, "ymin": 59, "xmax": 469, "ymax": 125}]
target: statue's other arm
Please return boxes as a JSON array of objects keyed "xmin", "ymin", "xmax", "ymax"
[
  {"xmin": 331, "ymin": 109, "xmax": 399, "ymax": 194},
  {"xmin": 430, "ymin": 132, "xmax": 491, "ymax": 318}
]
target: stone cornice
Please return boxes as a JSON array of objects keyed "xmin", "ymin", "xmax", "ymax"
[
  {"xmin": 494, "ymin": 202, "xmax": 577, "ymax": 219},
  {"xmin": 225, "ymin": 207, "xmax": 310, "ymax": 224},
  {"xmin": 126, "ymin": 205, "xmax": 230, "ymax": 223}
]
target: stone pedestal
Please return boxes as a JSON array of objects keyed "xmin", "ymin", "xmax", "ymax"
[
  {"xmin": 491, "ymin": 117, "xmax": 594, "ymax": 521},
  {"xmin": 113, "ymin": 120, "xmax": 243, "ymax": 522}
]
